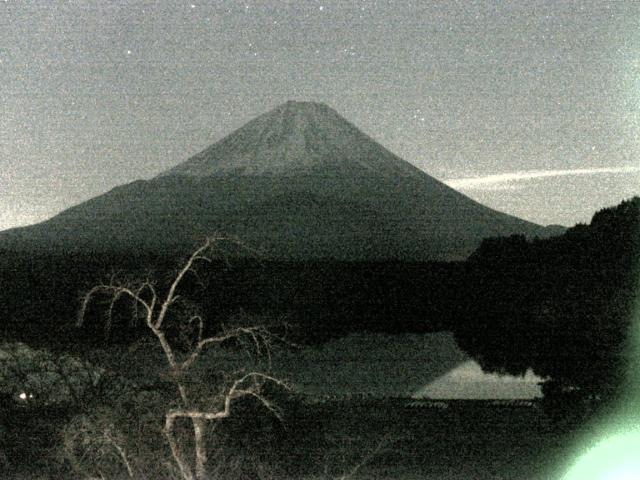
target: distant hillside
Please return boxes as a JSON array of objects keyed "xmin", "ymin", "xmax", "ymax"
[
  {"xmin": 0, "ymin": 101, "xmax": 559, "ymax": 261},
  {"xmin": 455, "ymin": 197, "xmax": 640, "ymax": 401}
]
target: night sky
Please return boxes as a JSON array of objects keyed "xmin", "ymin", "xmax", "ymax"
[{"xmin": 1, "ymin": 0, "xmax": 639, "ymax": 231}]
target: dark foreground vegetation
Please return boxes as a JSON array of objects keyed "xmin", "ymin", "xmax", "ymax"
[
  {"xmin": 0, "ymin": 197, "xmax": 638, "ymax": 478},
  {"xmin": 1, "ymin": 392, "xmax": 591, "ymax": 479}
]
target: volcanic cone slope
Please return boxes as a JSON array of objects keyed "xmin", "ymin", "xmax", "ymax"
[{"xmin": 0, "ymin": 101, "xmax": 556, "ymax": 260}]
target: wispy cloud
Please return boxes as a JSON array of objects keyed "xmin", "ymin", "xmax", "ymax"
[{"xmin": 444, "ymin": 166, "xmax": 640, "ymax": 190}]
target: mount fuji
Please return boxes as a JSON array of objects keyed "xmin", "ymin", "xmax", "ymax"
[{"xmin": 0, "ymin": 101, "xmax": 560, "ymax": 260}]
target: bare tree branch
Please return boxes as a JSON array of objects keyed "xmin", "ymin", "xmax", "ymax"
[
  {"xmin": 78, "ymin": 236, "xmax": 289, "ymax": 480},
  {"xmin": 154, "ymin": 237, "xmax": 214, "ymax": 330}
]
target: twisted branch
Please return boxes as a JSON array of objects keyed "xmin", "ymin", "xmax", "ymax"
[{"xmin": 78, "ymin": 236, "xmax": 288, "ymax": 480}]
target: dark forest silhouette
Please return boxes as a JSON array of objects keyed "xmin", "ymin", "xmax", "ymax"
[
  {"xmin": 0, "ymin": 197, "xmax": 638, "ymax": 478},
  {"xmin": 456, "ymin": 197, "xmax": 640, "ymax": 403},
  {"xmin": 0, "ymin": 197, "xmax": 638, "ymax": 402}
]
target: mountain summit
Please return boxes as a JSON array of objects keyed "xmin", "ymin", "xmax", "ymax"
[
  {"xmin": 0, "ymin": 101, "xmax": 560, "ymax": 260},
  {"xmin": 161, "ymin": 101, "xmax": 422, "ymax": 179}
]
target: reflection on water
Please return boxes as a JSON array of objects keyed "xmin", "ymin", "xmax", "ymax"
[
  {"xmin": 200, "ymin": 331, "xmax": 544, "ymax": 399},
  {"xmin": 202, "ymin": 331, "xmax": 470, "ymax": 397},
  {"xmin": 414, "ymin": 360, "xmax": 544, "ymax": 400}
]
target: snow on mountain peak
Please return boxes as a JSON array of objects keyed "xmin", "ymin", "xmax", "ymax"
[{"xmin": 161, "ymin": 101, "xmax": 423, "ymax": 179}]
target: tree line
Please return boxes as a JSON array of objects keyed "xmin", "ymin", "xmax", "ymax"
[
  {"xmin": 0, "ymin": 197, "xmax": 637, "ymax": 403},
  {"xmin": 455, "ymin": 197, "xmax": 639, "ymax": 403}
]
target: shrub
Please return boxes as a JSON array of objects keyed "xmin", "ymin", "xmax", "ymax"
[{"xmin": 0, "ymin": 342, "xmax": 102, "ymax": 409}]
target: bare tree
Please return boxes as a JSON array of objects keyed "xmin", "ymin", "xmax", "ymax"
[{"xmin": 78, "ymin": 237, "xmax": 288, "ymax": 480}]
